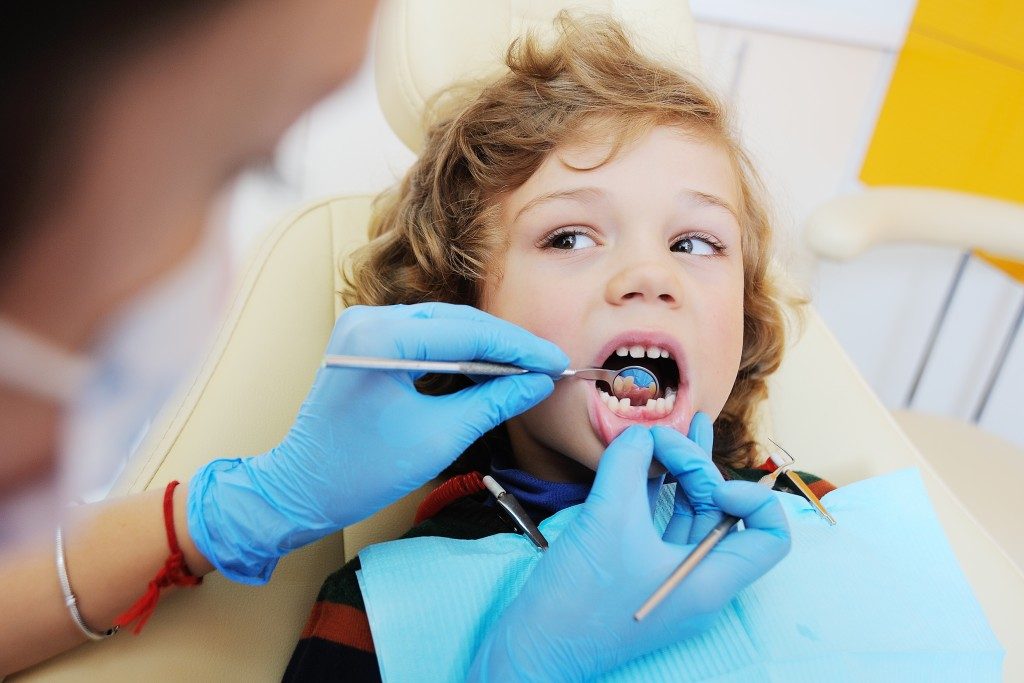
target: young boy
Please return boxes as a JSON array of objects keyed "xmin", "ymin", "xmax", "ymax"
[{"xmin": 285, "ymin": 15, "xmax": 832, "ymax": 680}]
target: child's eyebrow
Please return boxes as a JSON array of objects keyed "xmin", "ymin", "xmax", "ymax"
[
  {"xmin": 680, "ymin": 189, "xmax": 739, "ymax": 221},
  {"xmin": 513, "ymin": 186, "xmax": 740, "ymax": 224},
  {"xmin": 513, "ymin": 186, "xmax": 605, "ymax": 222}
]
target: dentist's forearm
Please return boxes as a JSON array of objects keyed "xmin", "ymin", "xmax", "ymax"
[{"xmin": 0, "ymin": 484, "xmax": 213, "ymax": 676}]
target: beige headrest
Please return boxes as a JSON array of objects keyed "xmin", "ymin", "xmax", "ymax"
[{"xmin": 375, "ymin": 0, "xmax": 700, "ymax": 152}]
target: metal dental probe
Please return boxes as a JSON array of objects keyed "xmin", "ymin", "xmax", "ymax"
[
  {"xmin": 634, "ymin": 442, "xmax": 835, "ymax": 621},
  {"xmin": 767, "ymin": 438, "xmax": 836, "ymax": 525},
  {"xmin": 633, "ymin": 462, "xmax": 792, "ymax": 621},
  {"xmin": 321, "ymin": 355, "xmax": 661, "ymax": 402},
  {"xmin": 482, "ymin": 475, "xmax": 548, "ymax": 551}
]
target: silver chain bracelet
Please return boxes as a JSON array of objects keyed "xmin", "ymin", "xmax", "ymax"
[{"xmin": 55, "ymin": 526, "xmax": 119, "ymax": 640}]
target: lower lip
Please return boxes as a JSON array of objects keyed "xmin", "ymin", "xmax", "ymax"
[{"xmin": 587, "ymin": 382, "xmax": 693, "ymax": 445}]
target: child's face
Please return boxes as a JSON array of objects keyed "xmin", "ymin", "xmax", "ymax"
[{"xmin": 481, "ymin": 125, "xmax": 745, "ymax": 479}]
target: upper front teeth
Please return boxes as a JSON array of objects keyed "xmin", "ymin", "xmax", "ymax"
[{"xmin": 616, "ymin": 345, "xmax": 671, "ymax": 359}]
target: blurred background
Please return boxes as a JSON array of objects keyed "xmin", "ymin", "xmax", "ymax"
[{"xmin": 224, "ymin": 0, "xmax": 1023, "ymax": 451}]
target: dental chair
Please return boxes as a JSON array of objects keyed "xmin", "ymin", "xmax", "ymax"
[
  {"xmin": 13, "ymin": 2, "xmax": 1024, "ymax": 680},
  {"xmin": 805, "ymin": 188, "xmax": 1024, "ymax": 571}
]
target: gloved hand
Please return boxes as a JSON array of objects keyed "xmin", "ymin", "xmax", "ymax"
[
  {"xmin": 468, "ymin": 414, "xmax": 791, "ymax": 682},
  {"xmin": 187, "ymin": 303, "xmax": 569, "ymax": 583}
]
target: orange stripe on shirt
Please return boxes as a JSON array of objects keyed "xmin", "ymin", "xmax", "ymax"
[
  {"xmin": 300, "ymin": 601, "xmax": 376, "ymax": 653},
  {"xmin": 808, "ymin": 479, "xmax": 836, "ymax": 499}
]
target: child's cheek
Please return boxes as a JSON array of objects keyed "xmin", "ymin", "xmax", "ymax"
[{"xmin": 700, "ymin": 296, "xmax": 745, "ymax": 414}]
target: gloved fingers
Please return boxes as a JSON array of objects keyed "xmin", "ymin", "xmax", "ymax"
[
  {"xmin": 392, "ymin": 317, "xmax": 567, "ymax": 374},
  {"xmin": 686, "ymin": 504, "xmax": 726, "ymax": 545},
  {"xmin": 662, "ymin": 483, "xmax": 790, "ymax": 609},
  {"xmin": 586, "ymin": 426, "xmax": 655, "ymax": 517},
  {"xmin": 688, "ymin": 411, "xmax": 715, "ymax": 453},
  {"xmin": 336, "ymin": 306, "xmax": 569, "ymax": 374},
  {"xmin": 435, "ymin": 373, "xmax": 556, "ymax": 436},
  {"xmin": 661, "ymin": 415, "xmax": 698, "ymax": 544},
  {"xmin": 680, "ymin": 413, "xmax": 726, "ymax": 542},
  {"xmin": 710, "ymin": 481, "xmax": 791, "ymax": 582},
  {"xmin": 713, "ymin": 480, "xmax": 789, "ymax": 536},
  {"xmin": 650, "ymin": 417, "xmax": 722, "ymax": 495},
  {"xmin": 651, "ymin": 421, "xmax": 725, "ymax": 545},
  {"xmin": 709, "ymin": 527, "xmax": 791, "ymax": 595},
  {"xmin": 659, "ymin": 411, "xmax": 713, "ymax": 483}
]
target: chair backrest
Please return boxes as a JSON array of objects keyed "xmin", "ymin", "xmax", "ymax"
[
  {"xmin": 375, "ymin": 0, "xmax": 700, "ymax": 153},
  {"xmin": 15, "ymin": 1, "xmax": 1024, "ymax": 680}
]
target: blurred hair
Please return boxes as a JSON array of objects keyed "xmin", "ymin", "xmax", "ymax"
[
  {"xmin": 345, "ymin": 13, "xmax": 795, "ymax": 468},
  {"xmin": 0, "ymin": 1, "xmax": 237, "ymax": 276}
]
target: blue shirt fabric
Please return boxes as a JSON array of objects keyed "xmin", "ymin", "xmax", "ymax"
[{"xmin": 487, "ymin": 452, "xmax": 591, "ymax": 522}]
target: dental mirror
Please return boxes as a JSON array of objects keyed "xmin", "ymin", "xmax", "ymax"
[
  {"xmin": 321, "ymin": 355, "xmax": 661, "ymax": 405},
  {"xmin": 569, "ymin": 365, "xmax": 659, "ymax": 405}
]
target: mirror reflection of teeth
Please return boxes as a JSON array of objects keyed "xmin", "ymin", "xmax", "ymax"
[
  {"xmin": 612, "ymin": 368, "xmax": 659, "ymax": 405},
  {"xmin": 612, "ymin": 375, "xmax": 636, "ymax": 395},
  {"xmin": 598, "ymin": 388, "xmax": 676, "ymax": 417},
  {"xmin": 618, "ymin": 369, "xmax": 656, "ymax": 388},
  {"xmin": 615, "ymin": 345, "xmax": 672, "ymax": 359}
]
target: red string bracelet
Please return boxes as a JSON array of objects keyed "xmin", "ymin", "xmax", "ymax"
[{"xmin": 114, "ymin": 480, "xmax": 203, "ymax": 634}]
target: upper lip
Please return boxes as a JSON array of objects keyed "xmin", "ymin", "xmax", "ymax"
[{"xmin": 590, "ymin": 330, "xmax": 687, "ymax": 384}]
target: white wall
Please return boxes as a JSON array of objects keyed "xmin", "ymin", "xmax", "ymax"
[{"xmin": 226, "ymin": 6, "xmax": 1023, "ymax": 450}]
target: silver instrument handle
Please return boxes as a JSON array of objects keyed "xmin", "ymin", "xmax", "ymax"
[
  {"xmin": 322, "ymin": 354, "xmax": 617, "ymax": 382},
  {"xmin": 322, "ymin": 354, "xmax": 530, "ymax": 376}
]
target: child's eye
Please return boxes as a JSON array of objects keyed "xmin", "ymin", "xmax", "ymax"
[
  {"xmin": 671, "ymin": 233, "xmax": 724, "ymax": 256},
  {"xmin": 544, "ymin": 229, "xmax": 597, "ymax": 251}
]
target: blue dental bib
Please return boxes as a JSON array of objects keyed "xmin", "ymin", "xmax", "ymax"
[{"xmin": 356, "ymin": 469, "xmax": 1002, "ymax": 681}]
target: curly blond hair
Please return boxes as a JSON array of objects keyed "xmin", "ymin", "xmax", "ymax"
[{"xmin": 343, "ymin": 14, "xmax": 790, "ymax": 468}]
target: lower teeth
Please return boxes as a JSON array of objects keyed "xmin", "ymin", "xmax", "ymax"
[{"xmin": 600, "ymin": 388, "xmax": 676, "ymax": 414}]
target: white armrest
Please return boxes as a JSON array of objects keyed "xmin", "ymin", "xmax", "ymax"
[{"xmin": 805, "ymin": 187, "xmax": 1024, "ymax": 261}]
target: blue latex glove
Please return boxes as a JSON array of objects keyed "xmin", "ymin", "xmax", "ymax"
[
  {"xmin": 468, "ymin": 414, "xmax": 791, "ymax": 682},
  {"xmin": 188, "ymin": 303, "xmax": 569, "ymax": 583}
]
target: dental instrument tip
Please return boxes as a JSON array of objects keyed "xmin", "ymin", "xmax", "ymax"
[
  {"xmin": 767, "ymin": 437, "xmax": 794, "ymax": 467},
  {"xmin": 788, "ymin": 469, "xmax": 837, "ymax": 525},
  {"xmin": 482, "ymin": 475, "xmax": 504, "ymax": 498},
  {"xmin": 483, "ymin": 475, "xmax": 549, "ymax": 551},
  {"xmin": 767, "ymin": 439, "xmax": 836, "ymax": 525}
]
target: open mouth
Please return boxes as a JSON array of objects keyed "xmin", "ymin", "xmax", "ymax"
[
  {"xmin": 596, "ymin": 344, "xmax": 680, "ymax": 414},
  {"xmin": 586, "ymin": 337, "xmax": 693, "ymax": 445}
]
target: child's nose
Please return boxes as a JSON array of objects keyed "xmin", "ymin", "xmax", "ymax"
[{"xmin": 605, "ymin": 257, "xmax": 684, "ymax": 307}]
